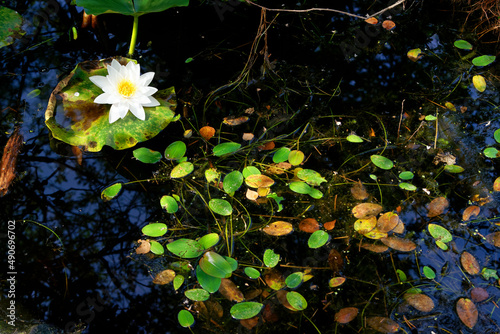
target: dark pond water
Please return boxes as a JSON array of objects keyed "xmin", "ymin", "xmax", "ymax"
[{"xmin": 1, "ymin": 0, "xmax": 500, "ymax": 333}]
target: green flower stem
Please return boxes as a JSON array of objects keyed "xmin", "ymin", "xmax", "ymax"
[{"xmin": 128, "ymin": 15, "xmax": 139, "ymax": 57}]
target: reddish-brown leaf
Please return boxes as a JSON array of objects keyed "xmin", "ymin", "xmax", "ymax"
[
  {"xmin": 299, "ymin": 218, "xmax": 320, "ymax": 233},
  {"xmin": 351, "ymin": 181, "xmax": 369, "ymax": 200},
  {"xmin": 334, "ymin": 307, "xmax": 358, "ymax": 324},
  {"xmin": 199, "ymin": 126, "xmax": 215, "ymax": 140},
  {"xmin": 219, "ymin": 278, "xmax": 244, "ymax": 302},
  {"xmin": 352, "ymin": 203, "xmax": 383, "ymax": 219},
  {"xmin": 463, "ymin": 205, "xmax": 480, "ymax": 221},
  {"xmin": 427, "ymin": 197, "xmax": 449, "ymax": 217},
  {"xmin": 262, "ymin": 221, "xmax": 293, "ymax": 236},
  {"xmin": 0, "ymin": 128, "xmax": 23, "ymax": 197},
  {"xmin": 380, "ymin": 236, "xmax": 417, "ymax": 252},
  {"xmin": 360, "ymin": 242, "xmax": 389, "ymax": 253},
  {"xmin": 471, "ymin": 287, "xmax": 488, "ymax": 302},
  {"xmin": 494, "ymin": 177, "xmax": 500, "ymax": 192},
  {"xmin": 240, "ymin": 317, "xmax": 259, "ymax": 330},
  {"xmin": 485, "ymin": 232, "xmax": 500, "ymax": 247},
  {"xmin": 382, "ymin": 20, "xmax": 396, "ymax": 30},
  {"xmin": 324, "ymin": 220, "xmax": 336, "ymax": 230},
  {"xmin": 404, "ymin": 293, "xmax": 435, "ymax": 312},
  {"xmin": 377, "ymin": 212, "xmax": 400, "ymax": 233},
  {"xmin": 258, "ymin": 141, "xmax": 275, "ymax": 151},
  {"xmin": 456, "ymin": 298, "xmax": 478, "ymax": 329},
  {"xmin": 366, "ymin": 316, "xmax": 400, "ymax": 333},
  {"xmin": 365, "ymin": 17, "xmax": 378, "ymax": 25},
  {"xmin": 152, "ymin": 269, "xmax": 175, "ymax": 285},
  {"xmin": 135, "ymin": 239, "xmax": 151, "ymax": 254},
  {"xmin": 460, "ymin": 251, "xmax": 480, "ymax": 275}
]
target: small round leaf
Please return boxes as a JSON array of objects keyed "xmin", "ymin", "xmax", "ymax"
[
  {"xmin": 164, "ymin": 141, "xmax": 186, "ymax": 160},
  {"xmin": 209, "ymin": 198, "xmax": 233, "ymax": 216}
]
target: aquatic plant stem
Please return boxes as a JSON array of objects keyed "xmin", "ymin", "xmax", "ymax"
[{"xmin": 128, "ymin": 15, "xmax": 139, "ymax": 57}]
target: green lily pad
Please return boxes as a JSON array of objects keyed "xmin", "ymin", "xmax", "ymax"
[
  {"xmin": 199, "ymin": 251, "xmax": 233, "ymax": 278},
  {"xmin": 184, "ymin": 288, "xmax": 210, "ymax": 301},
  {"xmin": 209, "ymin": 198, "xmax": 233, "ymax": 216},
  {"xmin": 244, "ymin": 267, "xmax": 261, "ymax": 279},
  {"xmin": 75, "ymin": 0, "xmax": 189, "ymax": 16},
  {"xmin": 425, "ymin": 115, "xmax": 437, "ymax": 121},
  {"xmin": 133, "ymin": 147, "xmax": 162, "ymax": 163},
  {"xmin": 484, "ymin": 147, "xmax": 500, "ymax": 158},
  {"xmin": 481, "ymin": 268, "xmax": 499, "ymax": 280},
  {"xmin": 399, "ymin": 171, "xmax": 414, "ymax": 180},
  {"xmin": 454, "ymin": 40, "xmax": 473, "ymax": 50},
  {"xmin": 177, "ymin": 310, "xmax": 194, "ymax": 328},
  {"xmin": 224, "ymin": 256, "xmax": 238, "ymax": 271},
  {"xmin": 45, "ymin": 57, "xmax": 178, "ymax": 152},
  {"xmin": 149, "ymin": 240, "xmax": 164, "ymax": 255},
  {"xmin": 263, "ymin": 249, "xmax": 280, "ymax": 268},
  {"xmin": 242, "ymin": 166, "xmax": 261, "ymax": 178},
  {"xmin": 213, "ymin": 142, "xmax": 241, "ymax": 156},
  {"xmin": 472, "ymin": 55, "xmax": 496, "ymax": 67},
  {"xmin": 308, "ymin": 230, "xmax": 329, "ymax": 248},
  {"xmin": 398, "ymin": 182, "xmax": 417, "ymax": 191},
  {"xmin": 286, "ymin": 291, "xmax": 308, "ymax": 311},
  {"xmin": 173, "ymin": 274, "xmax": 184, "ymax": 290},
  {"xmin": 197, "ymin": 233, "xmax": 220, "ymax": 250},
  {"xmin": 167, "ymin": 238, "xmax": 204, "ymax": 258},
  {"xmin": 196, "ymin": 265, "xmax": 221, "ymax": 293},
  {"xmin": 273, "ymin": 147, "xmax": 291, "ymax": 163},
  {"xmin": 101, "ymin": 182, "xmax": 122, "ymax": 201},
  {"xmin": 223, "ymin": 170, "xmax": 243, "ymax": 194},
  {"xmin": 230, "ymin": 302, "xmax": 264, "ymax": 320},
  {"xmin": 428, "ymin": 224, "xmax": 452, "ymax": 251},
  {"xmin": 170, "ymin": 161, "xmax": 194, "ymax": 178},
  {"xmin": 285, "ymin": 272, "xmax": 303, "ymax": 289},
  {"xmin": 444, "ymin": 165, "xmax": 464, "ymax": 173},
  {"xmin": 297, "ymin": 169, "xmax": 327, "ymax": 186},
  {"xmin": 164, "ymin": 141, "xmax": 186, "ymax": 160},
  {"xmin": 346, "ymin": 134, "xmax": 363, "ymax": 143},
  {"xmin": 0, "ymin": 6, "xmax": 24, "ymax": 48},
  {"xmin": 423, "ymin": 266, "xmax": 436, "ymax": 279},
  {"xmin": 370, "ymin": 155, "xmax": 394, "ymax": 170},
  {"xmin": 160, "ymin": 195, "xmax": 178, "ymax": 213},
  {"xmin": 288, "ymin": 150, "xmax": 305, "ymax": 166},
  {"xmin": 142, "ymin": 223, "xmax": 168, "ymax": 237},
  {"xmin": 289, "ymin": 181, "xmax": 323, "ymax": 199}
]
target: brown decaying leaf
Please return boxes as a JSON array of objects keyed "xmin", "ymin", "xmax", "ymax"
[
  {"xmin": 376, "ymin": 212, "xmax": 399, "ymax": 233},
  {"xmin": 392, "ymin": 220, "xmax": 405, "ymax": 234},
  {"xmin": 244, "ymin": 288, "xmax": 262, "ymax": 301},
  {"xmin": 276, "ymin": 290, "xmax": 296, "ymax": 311},
  {"xmin": 328, "ymin": 249, "xmax": 344, "ymax": 274},
  {"xmin": 135, "ymin": 239, "xmax": 151, "ymax": 254},
  {"xmin": 152, "ymin": 269, "xmax": 175, "ymax": 285},
  {"xmin": 471, "ymin": 287, "xmax": 489, "ymax": 302},
  {"xmin": 334, "ymin": 307, "xmax": 358, "ymax": 324},
  {"xmin": 299, "ymin": 218, "xmax": 320, "ymax": 233},
  {"xmin": 427, "ymin": 197, "xmax": 449, "ymax": 217},
  {"xmin": 246, "ymin": 174, "xmax": 275, "ymax": 188},
  {"xmin": 194, "ymin": 300, "xmax": 223, "ymax": 319},
  {"xmin": 360, "ymin": 242, "xmax": 389, "ymax": 253},
  {"xmin": 223, "ymin": 116, "xmax": 249, "ymax": 126},
  {"xmin": 199, "ymin": 126, "xmax": 215, "ymax": 140},
  {"xmin": 324, "ymin": 220, "xmax": 336, "ymax": 230},
  {"xmin": 0, "ymin": 128, "xmax": 23, "ymax": 197},
  {"xmin": 246, "ymin": 188, "xmax": 259, "ymax": 201},
  {"xmin": 463, "ymin": 205, "xmax": 480, "ymax": 221},
  {"xmin": 365, "ymin": 17, "xmax": 378, "ymax": 24},
  {"xmin": 380, "ymin": 236, "xmax": 417, "ymax": 252},
  {"xmin": 242, "ymin": 133, "xmax": 254, "ymax": 141},
  {"xmin": 366, "ymin": 316, "xmax": 400, "ymax": 333},
  {"xmin": 262, "ymin": 221, "xmax": 293, "ymax": 236},
  {"xmin": 485, "ymin": 232, "xmax": 500, "ymax": 247},
  {"xmin": 404, "ymin": 293, "xmax": 435, "ymax": 312},
  {"xmin": 240, "ymin": 317, "xmax": 259, "ymax": 330},
  {"xmin": 329, "ymin": 277, "xmax": 346, "ymax": 287},
  {"xmin": 460, "ymin": 251, "xmax": 480, "ymax": 275},
  {"xmin": 352, "ymin": 203, "xmax": 383, "ymax": 219},
  {"xmin": 494, "ymin": 177, "xmax": 500, "ymax": 192},
  {"xmin": 71, "ymin": 146, "xmax": 83, "ymax": 165},
  {"xmin": 258, "ymin": 141, "xmax": 275, "ymax": 151},
  {"xmin": 351, "ymin": 181, "xmax": 369, "ymax": 200},
  {"xmin": 382, "ymin": 20, "xmax": 396, "ymax": 30},
  {"xmin": 262, "ymin": 303, "xmax": 279, "ymax": 323},
  {"xmin": 264, "ymin": 269, "xmax": 286, "ymax": 290},
  {"xmin": 456, "ymin": 298, "xmax": 478, "ymax": 329},
  {"xmin": 266, "ymin": 162, "xmax": 292, "ymax": 175},
  {"xmin": 219, "ymin": 278, "xmax": 244, "ymax": 302}
]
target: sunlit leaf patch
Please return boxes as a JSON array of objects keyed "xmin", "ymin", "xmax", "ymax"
[
  {"xmin": 141, "ymin": 223, "xmax": 168, "ymax": 237},
  {"xmin": 133, "ymin": 147, "xmax": 162, "ymax": 163},
  {"xmin": 164, "ymin": 141, "xmax": 186, "ymax": 160},
  {"xmin": 308, "ymin": 230, "xmax": 329, "ymax": 248},
  {"xmin": 101, "ymin": 183, "xmax": 122, "ymax": 201},
  {"xmin": 178, "ymin": 310, "xmax": 195, "ymax": 328},
  {"xmin": 263, "ymin": 249, "xmax": 280, "ymax": 268},
  {"xmin": 160, "ymin": 195, "xmax": 178, "ymax": 213},
  {"xmin": 184, "ymin": 288, "xmax": 210, "ymax": 301},
  {"xmin": 262, "ymin": 221, "xmax": 293, "ymax": 236},
  {"xmin": 209, "ymin": 198, "xmax": 233, "ymax": 216},
  {"xmin": 170, "ymin": 161, "xmax": 194, "ymax": 178},
  {"xmin": 230, "ymin": 302, "xmax": 263, "ymax": 320},
  {"xmin": 370, "ymin": 155, "xmax": 394, "ymax": 170}
]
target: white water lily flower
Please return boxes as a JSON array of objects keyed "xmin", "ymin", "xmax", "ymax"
[{"xmin": 89, "ymin": 59, "xmax": 160, "ymax": 123}]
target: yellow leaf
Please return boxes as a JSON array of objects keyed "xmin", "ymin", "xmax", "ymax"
[
  {"xmin": 473, "ymin": 75, "xmax": 486, "ymax": 92},
  {"xmin": 407, "ymin": 48, "xmax": 423, "ymax": 62}
]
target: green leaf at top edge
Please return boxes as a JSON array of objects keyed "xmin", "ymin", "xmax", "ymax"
[{"xmin": 75, "ymin": 0, "xmax": 190, "ymax": 16}]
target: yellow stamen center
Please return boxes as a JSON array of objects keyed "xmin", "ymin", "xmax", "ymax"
[{"xmin": 117, "ymin": 80, "xmax": 136, "ymax": 97}]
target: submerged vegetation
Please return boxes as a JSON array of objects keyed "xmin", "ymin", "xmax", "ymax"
[{"xmin": 1, "ymin": 0, "xmax": 500, "ymax": 333}]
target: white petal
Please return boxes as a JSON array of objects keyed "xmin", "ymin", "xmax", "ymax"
[
  {"xmin": 107, "ymin": 64, "xmax": 122, "ymax": 85},
  {"xmin": 109, "ymin": 59, "xmax": 122, "ymax": 73},
  {"xmin": 143, "ymin": 96, "xmax": 160, "ymax": 107},
  {"xmin": 108, "ymin": 107, "xmax": 122, "ymax": 123},
  {"xmin": 89, "ymin": 75, "xmax": 109, "ymax": 89},
  {"xmin": 131, "ymin": 94, "xmax": 151, "ymax": 105},
  {"xmin": 126, "ymin": 61, "xmax": 140, "ymax": 80},
  {"xmin": 110, "ymin": 102, "xmax": 129, "ymax": 120},
  {"xmin": 139, "ymin": 72, "xmax": 155, "ymax": 87},
  {"xmin": 129, "ymin": 102, "xmax": 145, "ymax": 120},
  {"xmin": 139, "ymin": 86, "xmax": 158, "ymax": 96}
]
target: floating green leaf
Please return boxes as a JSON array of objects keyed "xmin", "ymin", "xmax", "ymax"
[
  {"xmin": 75, "ymin": 0, "xmax": 190, "ymax": 16},
  {"xmin": 370, "ymin": 155, "xmax": 394, "ymax": 170},
  {"xmin": 428, "ymin": 224, "xmax": 452, "ymax": 250},
  {"xmin": 173, "ymin": 275, "xmax": 184, "ymax": 290},
  {"xmin": 101, "ymin": 183, "xmax": 122, "ymax": 201},
  {"xmin": 27, "ymin": 89, "xmax": 41, "ymax": 99},
  {"xmin": 205, "ymin": 168, "xmax": 220, "ymax": 183},
  {"xmin": 209, "ymin": 198, "xmax": 233, "ymax": 216},
  {"xmin": 170, "ymin": 161, "xmax": 194, "ymax": 178},
  {"xmin": 199, "ymin": 251, "xmax": 233, "ymax": 278},
  {"xmin": 160, "ymin": 195, "xmax": 178, "ymax": 213},
  {"xmin": 285, "ymin": 272, "xmax": 303, "ymax": 289},
  {"xmin": 224, "ymin": 256, "xmax": 238, "ymax": 271},
  {"xmin": 399, "ymin": 171, "xmax": 414, "ymax": 180},
  {"xmin": 230, "ymin": 302, "xmax": 264, "ymax": 320},
  {"xmin": 297, "ymin": 169, "xmax": 327, "ymax": 186},
  {"xmin": 472, "ymin": 55, "xmax": 496, "ymax": 67},
  {"xmin": 149, "ymin": 240, "xmax": 164, "ymax": 255},
  {"xmin": 263, "ymin": 249, "xmax": 280, "ymax": 268},
  {"xmin": 177, "ymin": 310, "xmax": 194, "ymax": 328},
  {"xmin": 288, "ymin": 150, "xmax": 305, "ymax": 165},
  {"xmin": 286, "ymin": 291, "xmax": 308, "ymax": 311},
  {"xmin": 346, "ymin": 134, "xmax": 363, "ymax": 143},
  {"xmin": 213, "ymin": 142, "xmax": 241, "ymax": 156},
  {"xmin": 167, "ymin": 239, "xmax": 204, "ymax": 258},
  {"xmin": 242, "ymin": 166, "xmax": 261, "ymax": 178},
  {"xmin": 223, "ymin": 171, "xmax": 243, "ymax": 194},
  {"xmin": 484, "ymin": 147, "xmax": 500, "ymax": 158},
  {"xmin": 407, "ymin": 48, "xmax": 423, "ymax": 62},
  {"xmin": 481, "ymin": 268, "xmax": 499, "ymax": 280},
  {"xmin": 425, "ymin": 115, "xmax": 437, "ymax": 121},
  {"xmin": 184, "ymin": 288, "xmax": 210, "ymax": 302},
  {"xmin": 397, "ymin": 269, "xmax": 407, "ymax": 282},
  {"xmin": 0, "ymin": 6, "xmax": 25, "ymax": 49},
  {"xmin": 45, "ymin": 57, "xmax": 178, "ymax": 152},
  {"xmin": 197, "ymin": 233, "xmax": 220, "ymax": 250},
  {"xmin": 196, "ymin": 265, "xmax": 221, "ymax": 293},
  {"xmin": 244, "ymin": 267, "xmax": 260, "ymax": 279},
  {"xmin": 164, "ymin": 141, "xmax": 186, "ymax": 160},
  {"xmin": 142, "ymin": 223, "xmax": 168, "ymax": 237},
  {"xmin": 454, "ymin": 40, "xmax": 473, "ymax": 50},
  {"xmin": 399, "ymin": 182, "xmax": 417, "ymax": 191},
  {"xmin": 273, "ymin": 147, "xmax": 291, "ymax": 163},
  {"xmin": 289, "ymin": 181, "xmax": 323, "ymax": 199},
  {"xmin": 423, "ymin": 266, "xmax": 436, "ymax": 279},
  {"xmin": 308, "ymin": 230, "xmax": 329, "ymax": 248},
  {"xmin": 267, "ymin": 193, "xmax": 284, "ymax": 212},
  {"xmin": 133, "ymin": 147, "xmax": 162, "ymax": 163},
  {"xmin": 444, "ymin": 165, "xmax": 464, "ymax": 173}
]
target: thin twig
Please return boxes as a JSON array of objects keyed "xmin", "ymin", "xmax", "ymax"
[{"xmin": 243, "ymin": 0, "xmax": 406, "ymax": 20}]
